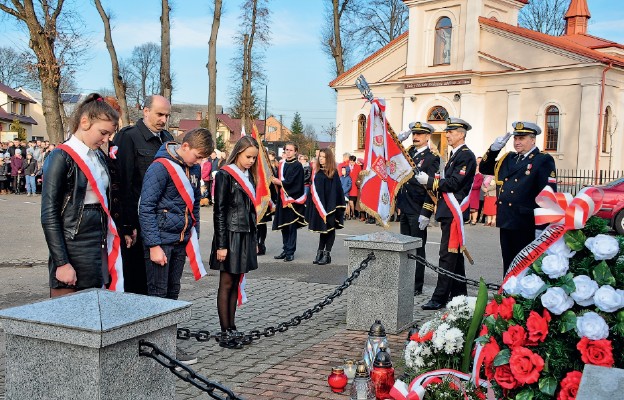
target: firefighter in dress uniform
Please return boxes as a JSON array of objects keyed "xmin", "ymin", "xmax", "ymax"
[
  {"xmin": 416, "ymin": 118, "xmax": 477, "ymax": 310},
  {"xmin": 396, "ymin": 122, "xmax": 440, "ymax": 296},
  {"xmin": 479, "ymin": 121, "xmax": 557, "ymax": 276}
]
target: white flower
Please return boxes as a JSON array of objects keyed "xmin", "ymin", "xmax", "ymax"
[
  {"xmin": 541, "ymin": 254, "xmax": 570, "ymax": 279},
  {"xmin": 466, "ymin": 296, "xmax": 477, "ymax": 311},
  {"xmin": 503, "ymin": 276, "xmax": 522, "ymax": 295},
  {"xmin": 541, "ymin": 287, "xmax": 574, "ymax": 315},
  {"xmin": 519, "ymin": 274, "xmax": 547, "ymax": 299},
  {"xmin": 571, "ymin": 275, "xmax": 598, "ymax": 306},
  {"xmin": 593, "ymin": 285, "xmax": 624, "ymax": 313},
  {"xmin": 585, "ymin": 234, "xmax": 620, "ymax": 260},
  {"xmin": 446, "ymin": 295, "xmax": 466, "ymax": 309},
  {"xmin": 546, "ymin": 237, "xmax": 576, "ymax": 258},
  {"xmin": 576, "ymin": 311, "xmax": 609, "ymax": 340}
]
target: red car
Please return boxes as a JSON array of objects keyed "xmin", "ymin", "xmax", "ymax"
[{"xmin": 589, "ymin": 177, "xmax": 624, "ymax": 235}]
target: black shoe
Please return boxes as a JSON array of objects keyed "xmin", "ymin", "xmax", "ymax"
[
  {"xmin": 274, "ymin": 252, "xmax": 286, "ymax": 259},
  {"xmin": 176, "ymin": 347, "xmax": 198, "ymax": 365},
  {"xmin": 389, "ymin": 215, "xmax": 395, "ymax": 222},
  {"xmin": 284, "ymin": 255, "xmax": 294, "ymax": 262},
  {"xmin": 414, "ymin": 289, "xmax": 422, "ymax": 296},
  {"xmin": 421, "ymin": 300, "xmax": 444, "ymax": 310},
  {"xmin": 218, "ymin": 332, "xmax": 243, "ymax": 349},
  {"xmin": 317, "ymin": 250, "xmax": 330, "ymax": 265},
  {"xmin": 257, "ymin": 243, "xmax": 266, "ymax": 255},
  {"xmin": 312, "ymin": 250, "xmax": 323, "ymax": 264},
  {"xmin": 366, "ymin": 218, "xmax": 376, "ymax": 224}
]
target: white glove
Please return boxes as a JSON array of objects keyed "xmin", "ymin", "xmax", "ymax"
[
  {"xmin": 490, "ymin": 132, "xmax": 512, "ymax": 151},
  {"xmin": 397, "ymin": 130, "xmax": 411, "ymax": 142},
  {"xmin": 416, "ymin": 171, "xmax": 429, "ymax": 185},
  {"xmin": 418, "ymin": 216, "xmax": 429, "ymax": 230}
]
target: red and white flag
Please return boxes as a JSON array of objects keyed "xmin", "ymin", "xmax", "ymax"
[
  {"xmin": 251, "ymin": 123, "xmax": 274, "ymax": 222},
  {"xmin": 359, "ymin": 98, "xmax": 413, "ymax": 226}
]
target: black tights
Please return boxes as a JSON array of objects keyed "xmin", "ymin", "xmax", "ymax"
[
  {"xmin": 318, "ymin": 230, "xmax": 336, "ymax": 251},
  {"xmin": 217, "ymin": 271, "xmax": 241, "ymax": 332},
  {"xmin": 257, "ymin": 223, "xmax": 267, "ymax": 244}
]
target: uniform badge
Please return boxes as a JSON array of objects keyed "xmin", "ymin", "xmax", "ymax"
[
  {"xmin": 418, "ymin": 159, "xmax": 424, "ymax": 168},
  {"xmin": 459, "ymin": 166, "xmax": 466, "ymax": 176},
  {"xmin": 526, "ymin": 164, "xmax": 532, "ymax": 175},
  {"xmin": 548, "ymin": 171, "xmax": 556, "ymax": 183},
  {"xmin": 529, "ymin": 154, "xmax": 534, "ymax": 159}
]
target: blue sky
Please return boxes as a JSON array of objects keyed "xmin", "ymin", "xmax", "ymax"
[{"xmin": 0, "ymin": 0, "xmax": 623, "ymax": 138}]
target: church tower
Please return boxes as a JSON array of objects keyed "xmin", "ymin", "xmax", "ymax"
[{"xmin": 564, "ymin": 0, "xmax": 591, "ymax": 35}]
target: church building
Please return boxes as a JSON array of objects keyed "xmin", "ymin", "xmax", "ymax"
[{"xmin": 330, "ymin": 0, "xmax": 624, "ymax": 172}]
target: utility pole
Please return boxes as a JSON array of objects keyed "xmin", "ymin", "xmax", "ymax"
[
  {"xmin": 263, "ymin": 85, "xmax": 267, "ymax": 138},
  {"xmin": 279, "ymin": 114, "xmax": 283, "ymax": 140}
]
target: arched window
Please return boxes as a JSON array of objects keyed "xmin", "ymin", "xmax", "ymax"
[
  {"xmin": 544, "ymin": 106, "xmax": 560, "ymax": 151},
  {"xmin": 434, "ymin": 17, "xmax": 452, "ymax": 65},
  {"xmin": 602, "ymin": 106, "xmax": 611, "ymax": 153},
  {"xmin": 357, "ymin": 114, "xmax": 366, "ymax": 149},
  {"xmin": 427, "ymin": 106, "xmax": 449, "ymax": 122}
]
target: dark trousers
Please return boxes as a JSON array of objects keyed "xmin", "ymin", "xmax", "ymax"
[
  {"xmin": 500, "ymin": 227, "xmax": 535, "ymax": 276},
  {"xmin": 144, "ymin": 242, "xmax": 187, "ymax": 300},
  {"xmin": 122, "ymin": 235, "xmax": 148, "ymax": 295},
  {"xmin": 400, "ymin": 213, "xmax": 427, "ymax": 292},
  {"xmin": 431, "ymin": 217, "xmax": 467, "ymax": 303},
  {"xmin": 281, "ymin": 224, "xmax": 298, "ymax": 256}
]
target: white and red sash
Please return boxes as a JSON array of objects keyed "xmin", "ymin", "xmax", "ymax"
[
  {"xmin": 57, "ymin": 143, "xmax": 124, "ymax": 292},
  {"xmin": 441, "ymin": 185, "xmax": 472, "ymax": 252},
  {"xmin": 154, "ymin": 158, "xmax": 207, "ymax": 280},
  {"xmin": 309, "ymin": 170, "xmax": 328, "ymax": 222},
  {"xmin": 278, "ymin": 160, "xmax": 306, "ymax": 206}
]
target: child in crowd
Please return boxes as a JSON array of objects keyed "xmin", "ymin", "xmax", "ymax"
[{"xmin": 340, "ymin": 166, "xmax": 352, "ymax": 219}]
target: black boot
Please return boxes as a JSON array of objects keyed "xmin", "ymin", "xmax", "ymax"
[
  {"xmin": 312, "ymin": 250, "xmax": 323, "ymax": 264},
  {"xmin": 318, "ymin": 250, "xmax": 331, "ymax": 265},
  {"xmin": 257, "ymin": 243, "xmax": 266, "ymax": 255}
]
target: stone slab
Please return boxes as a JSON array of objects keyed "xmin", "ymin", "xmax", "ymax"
[
  {"xmin": 577, "ymin": 365, "xmax": 624, "ymax": 400},
  {"xmin": 0, "ymin": 289, "xmax": 192, "ymax": 348},
  {"xmin": 344, "ymin": 231, "xmax": 422, "ymax": 252}
]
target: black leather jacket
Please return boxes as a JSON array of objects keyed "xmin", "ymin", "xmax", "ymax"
[
  {"xmin": 213, "ymin": 170, "xmax": 256, "ymax": 249},
  {"xmin": 41, "ymin": 148, "xmax": 110, "ymax": 267}
]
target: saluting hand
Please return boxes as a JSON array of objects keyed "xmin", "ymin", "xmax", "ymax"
[{"xmin": 491, "ymin": 132, "xmax": 512, "ymax": 151}]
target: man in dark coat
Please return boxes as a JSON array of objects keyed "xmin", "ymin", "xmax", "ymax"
[
  {"xmin": 480, "ymin": 121, "xmax": 557, "ymax": 276},
  {"xmin": 113, "ymin": 94, "xmax": 174, "ymax": 294},
  {"xmin": 272, "ymin": 142, "xmax": 307, "ymax": 262},
  {"xmin": 396, "ymin": 122, "xmax": 440, "ymax": 295},
  {"xmin": 416, "ymin": 118, "xmax": 477, "ymax": 310}
]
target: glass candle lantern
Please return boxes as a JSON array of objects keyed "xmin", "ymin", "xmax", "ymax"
[
  {"xmin": 344, "ymin": 359, "xmax": 357, "ymax": 383},
  {"xmin": 328, "ymin": 367, "xmax": 348, "ymax": 393},
  {"xmin": 350, "ymin": 361, "xmax": 375, "ymax": 400},
  {"xmin": 363, "ymin": 320, "xmax": 389, "ymax": 370},
  {"xmin": 370, "ymin": 345, "xmax": 395, "ymax": 400}
]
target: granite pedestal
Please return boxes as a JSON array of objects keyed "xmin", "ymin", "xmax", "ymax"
[
  {"xmin": 0, "ymin": 289, "xmax": 191, "ymax": 400},
  {"xmin": 576, "ymin": 365, "xmax": 624, "ymax": 400},
  {"xmin": 344, "ymin": 231, "xmax": 421, "ymax": 334}
]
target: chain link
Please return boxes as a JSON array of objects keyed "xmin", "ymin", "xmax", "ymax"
[
  {"xmin": 176, "ymin": 252, "xmax": 376, "ymax": 346},
  {"xmin": 408, "ymin": 253, "xmax": 501, "ymax": 291},
  {"xmin": 138, "ymin": 340, "xmax": 243, "ymax": 400}
]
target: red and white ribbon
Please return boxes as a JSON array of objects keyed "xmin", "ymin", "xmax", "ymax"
[
  {"xmin": 441, "ymin": 187, "xmax": 472, "ymax": 252},
  {"xmin": 57, "ymin": 144, "xmax": 124, "ymax": 292},
  {"xmin": 309, "ymin": 170, "xmax": 328, "ymax": 222},
  {"xmin": 155, "ymin": 158, "xmax": 207, "ymax": 280},
  {"xmin": 278, "ymin": 160, "xmax": 307, "ymax": 205},
  {"xmin": 390, "ymin": 368, "xmax": 492, "ymax": 400}
]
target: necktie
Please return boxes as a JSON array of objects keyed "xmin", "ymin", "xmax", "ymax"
[{"xmin": 515, "ymin": 153, "xmax": 523, "ymax": 164}]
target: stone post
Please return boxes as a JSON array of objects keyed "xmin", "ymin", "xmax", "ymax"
[
  {"xmin": 344, "ymin": 231, "xmax": 421, "ymax": 334},
  {"xmin": 0, "ymin": 289, "xmax": 191, "ymax": 400}
]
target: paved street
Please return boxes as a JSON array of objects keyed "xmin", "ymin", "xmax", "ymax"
[{"xmin": 0, "ymin": 193, "xmax": 504, "ymax": 399}]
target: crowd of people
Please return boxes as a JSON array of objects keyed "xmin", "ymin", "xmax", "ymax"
[{"xmin": 0, "ymin": 138, "xmax": 56, "ymax": 195}]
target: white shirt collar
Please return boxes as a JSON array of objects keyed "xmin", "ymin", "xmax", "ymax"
[
  {"xmin": 415, "ymin": 145, "xmax": 428, "ymax": 155},
  {"xmin": 66, "ymin": 135, "xmax": 92, "ymax": 159},
  {"xmin": 520, "ymin": 146, "xmax": 537, "ymax": 158}
]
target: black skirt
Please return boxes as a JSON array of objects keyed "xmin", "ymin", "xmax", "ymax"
[
  {"xmin": 49, "ymin": 205, "xmax": 108, "ymax": 290},
  {"xmin": 209, "ymin": 229, "xmax": 258, "ymax": 274}
]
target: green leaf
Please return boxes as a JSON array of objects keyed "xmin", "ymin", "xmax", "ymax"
[
  {"xmin": 532, "ymin": 255, "xmax": 545, "ymax": 274},
  {"xmin": 493, "ymin": 348, "xmax": 511, "ymax": 366},
  {"xmin": 493, "ymin": 293, "xmax": 503, "ymax": 304},
  {"xmin": 565, "ymin": 230, "xmax": 586, "ymax": 251},
  {"xmin": 539, "ymin": 376, "xmax": 558, "ymax": 396},
  {"xmin": 461, "ymin": 279, "xmax": 489, "ymax": 373},
  {"xmin": 614, "ymin": 322, "xmax": 624, "ymax": 337},
  {"xmin": 560, "ymin": 310, "xmax": 577, "ymax": 333},
  {"xmin": 559, "ymin": 273, "xmax": 576, "ymax": 294},
  {"xmin": 513, "ymin": 303, "xmax": 525, "ymax": 321},
  {"xmin": 593, "ymin": 261, "xmax": 617, "ymax": 286},
  {"xmin": 515, "ymin": 387, "xmax": 535, "ymax": 400}
]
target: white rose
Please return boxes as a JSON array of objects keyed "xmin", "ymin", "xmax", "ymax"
[
  {"xmin": 503, "ymin": 276, "xmax": 522, "ymax": 295},
  {"xmin": 519, "ymin": 274, "xmax": 547, "ymax": 299},
  {"xmin": 576, "ymin": 311, "xmax": 609, "ymax": 340},
  {"xmin": 541, "ymin": 254, "xmax": 570, "ymax": 279},
  {"xmin": 585, "ymin": 234, "xmax": 620, "ymax": 260},
  {"xmin": 593, "ymin": 285, "xmax": 624, "ymax": 313},
  {"xmin": 541, "ymin": 287, "xmax": 574, "ymax": 315},
  {"xmin": 570, "ymin": 275, "xmax": 598, "ymax": 306},
  {"xmin": 466, "ymin": 296, "xmax": 477, "ymax": 311},
  {"xmin": 546, "ymin": 237, "xmax": 576, "ymax": 258}
]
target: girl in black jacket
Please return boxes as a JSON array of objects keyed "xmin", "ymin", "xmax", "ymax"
[{"xmin": 210, "ymin": 136, "xmax": 259, "ymax": 348}]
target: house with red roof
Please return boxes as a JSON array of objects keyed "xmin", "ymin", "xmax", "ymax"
[
  {"xmin": 0, "ymin": 82, "xmax": 39, "ymax": 142},
  {"xmin": 330, "ymin": 0, "xmax": 624, "ymax": 171},
  {"xmin": 176, "ymin": 111, "xmax": 265, "ymax": 151}
]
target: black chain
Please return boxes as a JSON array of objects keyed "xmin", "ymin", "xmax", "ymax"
[
  {"xmin": 408, "ymin": 253, "xmax": 501, "ymax": 291},
  {"xmin": 138, "ymin": 340, "xmax": 243, "ymax": 400},
  {"xmin": 177, "ymin": 252, "xmax": 376, "ymax": 345}
]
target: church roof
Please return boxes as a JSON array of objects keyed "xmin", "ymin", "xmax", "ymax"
[{"xmin": 565, "ymin": 0, "xmax": 590, "ymax": 19}]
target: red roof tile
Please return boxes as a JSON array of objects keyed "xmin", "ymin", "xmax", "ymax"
[
  {"xmin": 178, "ymin": 119, "xmax": 201, "ymax": 131},
  {"xmin": 0, "ymin": 82, "xmax": 36, "ymax": 103},
  {"xmin": 0, "ymin": 107, "xmax": 37, "ymax": 125}
]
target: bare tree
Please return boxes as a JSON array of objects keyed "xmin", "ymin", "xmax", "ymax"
[
  {"xmin": 207, "ymin": 0, "xmax": 222, "ymax": 136},
  {"xmin": 345, "ymin": 0, "xmax": 408, "ymax": 56},
  {"xmin": 93, "ymin": 0, "xmax": 130, "ymax": 125},
  {"xmin": 0, "ymin": 0, "xmax": 68, "ymax": 144},
  {"xmin": 123, "ymin": 43, "xmax": 161, "ymax": 108},
  {"xmin": 160, "ymin": 0, "xmax": 172, "ymax": 102},
  {"xmin": 518, "ymin": 0, "xmax": 567, "ymax": 36},
  {"xmin": 320, "ymin": 0, "xmax": 359, "ymax": 77},
  {"xmin": 321, "ymin": 122, "xmax": 337, "ymax": 143},
  {"xmin": 0, "ymin": 47, "xmax": 39, "ymax": 89}
]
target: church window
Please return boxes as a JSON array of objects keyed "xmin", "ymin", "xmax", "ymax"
[
  {"xmin": 357, "ymin": 114, "xmax": 366, "ymax": 149},
  {"xmin": 602, "ymin": 106, "xmax": 611, "ymax": 153},
  {"xmin": 434, "ymin": 17, "xmax": 452, "ymax": 65},
  {"xmin": 545, "ymin": 106, "xmax": 560, "ymax": 151},
  {"xmin": 427, "ymin": 106, "xmax": 449, "ymax": 122}
]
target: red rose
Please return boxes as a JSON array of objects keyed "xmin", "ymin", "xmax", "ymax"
[
  {"xmin": 479, "ymin": 325, "xmax": 488, "ymax": 336},
  {"xmin": 482, "ymin": 336, "xmax": 500, "ymax": 380},
  {"xmin": 494, "ymin": 365, "xmax": 519, "ymax": 390},
  {"xmin": 503, "ymin": 325, "xmax": 527, "ymax": 348},
  {"xmin": 526, "ymin": 309, "xmax": 551, "ymax": 345},
  {"xmin": 498, "ymin": 297, "xmax": 516, "ymax": 320},
  {"xmin": 410, "ymin": 330, "xmax": 434, "ymax": 343},
  {"xmin": 557, "ymin": 371, "xmax": 582, "ymax": 400},
  {"xmin": 509, "ymin": 347, "xmax": 544, "ymax": 385},
  {"xmin": 485, "ymin": 299, "xmax": 499, "ymax": 317},
  {"xmin": 577, "ymin": 337, "xmax": 614, "ymax": 367}
]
